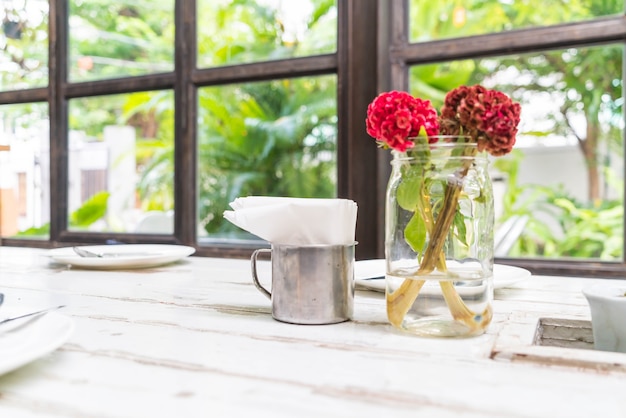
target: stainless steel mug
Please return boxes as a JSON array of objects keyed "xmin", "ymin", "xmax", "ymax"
[{"xmin": 251, "ymin": 243, "xmax": 356, "ymax": 324}]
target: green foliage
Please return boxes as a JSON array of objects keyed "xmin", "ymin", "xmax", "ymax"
[
  {"xmin": 0, "ymin": 1, "xmax": 49, "ymax": 89},
  {"xmin": 411, "ymin": 62, "xmax": 475, "ymax": 107},
  {"xmin": 552, "ymin": 198, "xmax": 623, "ymax": 259},
  {"xmin": 69, "ymin": 192, "xmax": 110, "ymax": 228},
  {"xmin": 126, "ymin": 91, "xmax": 175, "ymax": 212},
  {"xmin": 16, "ymin": 191, "xmax": 110, "ymax": 237},
  {"xmin": 397, "ymin": 172, "xmax": 424, "ymax": 211},
  {"xmin": 399, "ymin": 143, "xmax": 480, "ymax": 259},
  {"xmin": 69, "ymin": 95, "xmax": 124, "ymax": 139},
  {"xmin": 198, "ymin": 0, "xmax": 336, "ymax": 67},
  {"xmin": 409, "ymin": 0, "xmax": 624, "ymax": 261},
  {"xmin": 409, "ymin": 0, "xmax": 619, "ymax": 43},
  {"xmin": 68, "ymin": 90, "xmax": 175, "ymax": 214},
  {"xmin": 69, "ymin": 0, "xmax": 174, "ymax": 81},
  {"xmin": 493, "ymin": 152, "xmax": 623, "ymax": 260},
  {"xmin": 61, "ymin": 1, "xmax": 340, "ymax": 235},
  {"xmin": 197, "ymin": 75, "xmax": 337, "ymax": 235},
  {"xmin": 14, "ymin": 224, "xmax": 50, "ymax": 237},
  {"xmin": 410, "ymin": 0, "xmax": 510, "ymax": 42},
  {"xmin": 452, "ymin": 210, "xmax": 468, "ymax": 247},
  {"xmin": 67, "ymin": 1, "xmax": 337, "ymax": 230},
  {"xmin": 404, "ymin": 212, "xmax": 427, "ymax": 255}
]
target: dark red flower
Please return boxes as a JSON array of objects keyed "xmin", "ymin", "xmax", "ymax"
[{"xmin": 439, "ymin": 85, "xmax": 521, "ymax": 156}]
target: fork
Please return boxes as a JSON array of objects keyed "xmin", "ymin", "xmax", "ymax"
[
  {"xmin": 0, "ymin": 305, "xmax": 66, "ymax": 332},
  {"xmin": 72, "ymin": 247, "xmax": 155, "ymax": 258}
]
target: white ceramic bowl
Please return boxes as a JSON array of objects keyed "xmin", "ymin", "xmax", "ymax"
[{"xmin": 583, "ymin": 284, "xmax": 626, "ymax": 353}]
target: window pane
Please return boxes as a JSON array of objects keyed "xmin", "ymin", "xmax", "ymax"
[
  {"xmin": 409, "ymin": 0, "xmax": 623, "ymax": 43},
  {"xmin": 0, "ymin": 0, "xmax": 48, "ymax": 91},
  {"xmin": 0, "ymin": 103, "xmax": 49, "ymax": 239},
  {"xmin": 197, "ymin": 75, "xmax": 337, "ymax": 243},
  {"xmin": 69, "ymin": 0, "xmax": 174, "ymax": 82},
  {"xmin": 68, "ymin": 91, "xmax": 174, "ymax": 234},
  {"xmin": 409, "ymin": 44, "xmax": 624, "ymax": 261},
  {"xmin": 197, "ymin": 0, "xmax": 337, "ymax": 68}
]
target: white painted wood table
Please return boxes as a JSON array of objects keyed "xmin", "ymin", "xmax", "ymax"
[{"xmin": 0, "ymin": 246, "xmax": 625, "ymax": 418}]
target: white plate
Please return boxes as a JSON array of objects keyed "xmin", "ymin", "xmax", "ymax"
[
  {"xmin": 48, "ymin": 244, "xmax": 196, "ymax": 270},
  {"xmin": 0, "ymin": 312, "xmax": 74, "ymax": 376},
  {"xmin": 355, "ymin": 259, "xmax": 531, "ymax": 292}
]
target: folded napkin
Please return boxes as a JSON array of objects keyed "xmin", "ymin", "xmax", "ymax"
[{"xmin": 224, "ymin": 196, "xmax": 358, "ymax": 245}]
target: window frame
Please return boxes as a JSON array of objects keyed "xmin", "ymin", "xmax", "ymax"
[
  {"xmin": 1, "ymin": 0, "xmax": 625, "ymax": 277},
  {"xmin": 0, "ymin": 0, "xmax": 383, "ymax": 260},
  {"xmin": 383, "ymin": 1, "xmax": 626, "ymax": 277}
]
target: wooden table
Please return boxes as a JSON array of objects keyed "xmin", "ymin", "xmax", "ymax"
[{"xmin": 0, "ymin": 246, "xmax": 624, "ymax": 417}]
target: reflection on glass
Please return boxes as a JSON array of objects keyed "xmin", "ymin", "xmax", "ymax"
[
  {"xmin": 0, "ymin": 103, "xmax": 49, "ymax": 239},
  {"xmin": 68, "ymin": 91, "xmax": 174, "ymax": 234},
  {"xmin": 197, "ymin": 0, "xmax": 337, "ymax": 68},
  {"xmin": 409, "ymin": 0, "xmax": 623, "ymax": 42},
  {"xmin": 409, "ymin": 44, "xmax": 624, "ymax": 261},
  {"xmin": 69, "ymin": 1, "xmax": 174, "ymax": 82},
  {"xmin": 0, "ymin": 0, "xmax": 48, "ymax": 91},
  {"xmin": 197, "ymin": 75, "xmax": 337, "ymax": 242}
]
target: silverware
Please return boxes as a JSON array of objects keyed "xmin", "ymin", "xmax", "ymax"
[
  {"xmin": 72, "ymin": 247, "xmax": 156, "ymax": 258},
  {"xmin": 0, "ymin": 305, "xmax": 66, "ymax": 332}
]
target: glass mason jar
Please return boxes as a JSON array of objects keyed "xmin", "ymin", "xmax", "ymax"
[{"xmin": 385, "ymin": 140, "xmax": 494, "ymax": 337}]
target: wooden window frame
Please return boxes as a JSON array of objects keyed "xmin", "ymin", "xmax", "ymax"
[
  {"xmin": 383, "ymin": 1, "xmax": 626, "ymax": 278},
  {"xmin": 0, "ymin": 1, "xmax": 383, "ymax": 261},
  {"xmin": 1, "ymin": 0, "xmax": 625, "ymax": 277}
]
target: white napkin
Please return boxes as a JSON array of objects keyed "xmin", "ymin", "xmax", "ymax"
[{"xmin": 224, "ymin": 196, "xmax": 358, "ymax": 245}]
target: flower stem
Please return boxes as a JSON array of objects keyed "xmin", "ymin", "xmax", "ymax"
[
  {"xmin": 387, "ymin": 184, "xmax": 464, "ymax": 327},
  {"xmin": 387, "ymin": 148, "xmax": 490, "ymax": 332},
  {"xmin": 439, "ymin": 280, "xmax": 493, "ymax": 332}
]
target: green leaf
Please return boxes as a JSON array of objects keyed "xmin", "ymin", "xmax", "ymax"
[
  {"xmin": 15, "ymin": 224, "xmax": 50, "ymax": 237},
  {"xmin": 70, "ymin": 192, "xmax": 110, "ymax": 227},
  {"xmin": 396, "ymin": 172, "xmax": 423, "ymax": 211},
  {"xmin": 453, "ymin": 210, "xmax": 468, "ymax": 246},
  {"xmin": 404, "ymin": 211, "xmax": 427, "ymax": 254}
]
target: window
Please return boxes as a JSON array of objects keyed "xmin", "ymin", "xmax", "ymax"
[
  {"xmin": 388, "ymin": 1, "xmax": 626, "ymax": 276},
  {"xmin": 67, "ymin": 91, "xmax": 175, "ymax": 233},
  {"xmin": 196, "ymin": 0, "xmax": 336, "ymax": 68},
  {"xmin": 408, "ymin": 45, "xmax": 624, "ymax": 263},
  {"xmin": 0, "ymin": 0, "xmax": 48, "ymax": 90},
  {"xmin": 68, "ymin": 0, "xmax": 175, "ymax": 83},
  {"xmin": 196, "ymin": 76, "xmax": 337, "ymax": 243},
  {"xmin": 0, "ymin": 0, "xmax": 372, "ymax": 255},
  {"xmin": 0, "ymin": 102, "xmax": 49, "ymax": 239},
  {"xmin": 1, "ymin": 0, "xmax": 625, "ymax": 277}
]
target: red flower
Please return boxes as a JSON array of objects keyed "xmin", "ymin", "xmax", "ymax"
[
  {"xmin": 439, "ymin": 85, "xmax": 521, "ymax": 156},
  {"xmin": 366, "ymin": 86, "xmax": 521, "ymax": 156},
  {"xmin": 366, "ymin": 91, "xmax": 439, "ymax": 152}
]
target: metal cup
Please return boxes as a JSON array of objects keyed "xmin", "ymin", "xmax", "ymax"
[{"xmin": 251, "ymin": 243, "xmax": 356, "ymax": 325}]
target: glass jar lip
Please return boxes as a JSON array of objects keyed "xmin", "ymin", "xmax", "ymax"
[
  {"xmin": 390, "ymin": 140, "xmax": 488, "ymax": 163},
  {"xmin": 411, "ymin": 135, "xmax": 473, "ymax": 142},
  {"xmin": 392, "ymin": 140, "xmax": 479, "ymax": 153},
  {"xmin": 405, "ymin": 136, "xmax": 475, "ymax": 148}
]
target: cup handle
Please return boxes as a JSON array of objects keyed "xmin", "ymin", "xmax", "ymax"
[{"xmin": 251, "ymin": 249, "xmax": 271, "ymax": 299}]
